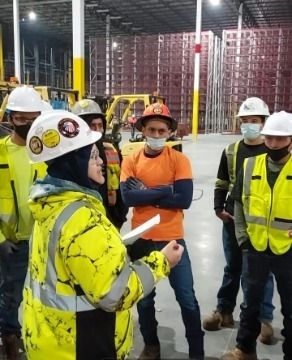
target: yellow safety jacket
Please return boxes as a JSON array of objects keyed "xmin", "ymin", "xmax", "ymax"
[
  {"xmin": 23, "ymin": 182, "xmax": 169, "ymax": 360},
  {"xmin": 104, "ymin": 142, "xmax": 121, "ymax": 206},
  {"xmin": 0, "ymin": 136, "xmax": 46, "ymax": 243},
  {"xmin": 242, "ymin": 154, "xmax": 292, "ymax": 255}
]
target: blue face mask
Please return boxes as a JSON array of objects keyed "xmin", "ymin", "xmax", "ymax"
[
  {"xmin": 146, "ymin": 137, "xmax": 167, "ymax": 150},
  {"xmin": 240, "ymin": 123, "xmax": 262, "ymax": 140}
]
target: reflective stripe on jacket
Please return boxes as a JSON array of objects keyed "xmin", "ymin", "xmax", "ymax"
[
  {"xmin": 104, "ymin": 142, "xmax": 121, "ymax": 206},
  {"xmin": 215, "ymin": 140, "xmax": 240, "ymax": 193},
  {"xmin": 23, "ymin": 184, "xmax": 169, "ymax": 360},
  {"xmin": 0, "ymin": 136, "xmax": 46, "ymax": 243},
  {"xmin": 242, "ymin": 154, "xmax": 292, "ymax": 255}
]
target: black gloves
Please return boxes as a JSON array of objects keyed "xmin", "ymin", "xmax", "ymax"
[{"xmin": 126, "ymin": 176, "xmax": 147, "ymax": 190}]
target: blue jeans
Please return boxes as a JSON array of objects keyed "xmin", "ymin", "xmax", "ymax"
[
  {"xmin": 237, "ymin": 249, "xmax": 292, "ymax": 359},
  {"xmin": 217, "ymin": 221, "xmax": 274, "ymax": 321},
  {"xmin": 128, "ymin": 239, "xmax": 204, "ymax": 358},
  {"xmin": 0, "ymin": 241, "xmax": 29, "ymax": 337}
]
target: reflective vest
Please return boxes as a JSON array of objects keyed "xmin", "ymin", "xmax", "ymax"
[
  {"xmin": 225, "ymin": 140, "xmax": 240, "ymax": 191},
  {"xmin": 104, "ymin": 142, "xmax": 121, "ymax": 206},
  {"xmin": 215, "ymin": 141, "xmax": 240, "ymax": 193},
  {"xmin": 242, "ymin": 154, "xmax": 292, "ymax": 255},
  {"xmin": 0, "ymin": 136, "xmax": 46, "ymax": 242}
]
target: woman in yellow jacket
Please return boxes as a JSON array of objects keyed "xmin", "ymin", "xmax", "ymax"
[{"xmin": 23, "ymin": 110, "xmax": 184, "ymax": 360}]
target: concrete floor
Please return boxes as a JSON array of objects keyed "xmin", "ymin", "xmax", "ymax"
[{"xmin": 120, "ymin": 133, "xmax": 284, "ymax": 360}]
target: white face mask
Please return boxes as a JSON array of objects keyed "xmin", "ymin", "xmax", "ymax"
[
  {"xmin": 240, "ymin": 123, "xmax": 262, "ymax": 140},
  {"xmin": 146, "ymin": 137, "xmax": 167, "ymax": 150}
]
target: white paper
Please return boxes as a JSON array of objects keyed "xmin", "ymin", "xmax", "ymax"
[{"xmin": 122, "ymin": 214, "xmax": 160, "ymax": 245}]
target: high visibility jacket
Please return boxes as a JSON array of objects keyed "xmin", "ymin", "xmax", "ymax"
[
  {"xmin": 214, "ymin": 141, "xmax": 240, "ymax": 194},
  {"xmin": 104, "ymin": 142, "xmax": 121, "ymax": 206},
  {"xmin": 242, "ymin": 154, "xmax": 292, "ymax": 255},
  {"xmin": 23, "ymin": 177, "xmax": 169, "ymax": 360},
  {"xmin": 0, "ymin": 136, "xmax": 46, "ymax": 243}
]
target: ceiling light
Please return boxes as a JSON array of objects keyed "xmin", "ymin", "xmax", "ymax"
[
  {"xmin": 112, "ymin": 42, "xmax": 118, "ymax": 49},
  {"xmin": 210, "ymin": 0, "xmax": 220, "ymax": 5},
  {"xmin": 28, "ymin": 11, "xmax": 37, "ymax": 20}
]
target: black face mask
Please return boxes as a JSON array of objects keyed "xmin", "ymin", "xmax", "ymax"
[
  {"xmin": 267, "ymin": 144, "xmax": 290, "ymax": 162},
  {"xmin": 13, "ymin": 123, "xmax": 32, "ymax": 140}
]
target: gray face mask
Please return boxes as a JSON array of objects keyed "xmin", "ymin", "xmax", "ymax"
[{"xmin": 146, "ymin": 137, "xmax": 167, "ymax": 150}]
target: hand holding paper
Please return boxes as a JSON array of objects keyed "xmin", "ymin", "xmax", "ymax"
[{"xmin": 122, "ymin": 214, "xmax": 160, "ymax": 245}]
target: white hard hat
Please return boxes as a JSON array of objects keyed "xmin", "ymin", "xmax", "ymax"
[
  {"xmin": 71, "ymin": 99, "xmax": 103, "ymax": 117},
  {"xmin": 261, "ymin": 111, "xmax": 292, "ymax": 136},
  {"xmin": 237, "ymin": 97, "xmax": 270, "ymax": 117},
  {"xmin": 6, "ymin": 86, "xmax": 43, "ymax": 112},
  {"xmin": 41, "ymin": 100, "xmax": 53, "ymax": 113},
  {"xmin": 26, "ymin": 110, "xmax": 101, "ymax": 163}
]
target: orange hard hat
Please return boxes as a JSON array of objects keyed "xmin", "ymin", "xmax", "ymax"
[{"xmin": 135, "ymin": 102, "xmax": 177, "ymax": 131}]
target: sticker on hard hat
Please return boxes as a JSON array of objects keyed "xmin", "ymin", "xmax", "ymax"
[
  {"xmin": 79, "ymin": 99, "xmax": 89, "ymax": 108},
  {"xmin": 29, "ymin": 136, "xmax": 43, "ymax": 155},
  {"xmin": 152, "ymin": 104, "xmax": 163, "ymax": 114},
  {"xmin": 42, "ymin": 129, "xmax": 60, "ymax": 148},
  {"xmin": 58, "ymin": 118, "xmax": 80, "ymax": 138}
]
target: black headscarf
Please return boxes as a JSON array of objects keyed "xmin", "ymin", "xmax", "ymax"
[{"xmin": 47, "ymin": 144, "xmax": 96, "ymax": 190}]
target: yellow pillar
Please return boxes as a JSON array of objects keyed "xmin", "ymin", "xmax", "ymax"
[
  {"xmin": 192, "ymin": 0, "xmax": 202, "ymax": 137},
  {"xmin": 0, "ymin": 24, "xmax": 4, "ymax": 81},
  {"xmin": 72, "ymin": 0, "xmax": 85, "ymax": 99}
]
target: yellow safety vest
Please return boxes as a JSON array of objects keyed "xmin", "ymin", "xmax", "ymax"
[
  {"xmin": 215, "ymin": 141, "xmax": 240, "ymax": 193},
  {"xmin": 104, "ymin": 142, "xmax": 121, "ymax": 206},
  {"xmin": 0, "ymin": 136, "xmax": 46, "ymax": 243},
  {"xmin": 242, "ymin": 153, "xmax": 292, "ymax": 255}
]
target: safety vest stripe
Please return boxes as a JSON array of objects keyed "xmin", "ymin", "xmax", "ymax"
[
  {"xmin": 0, "ymin": 214, "xmax": 17, "ymax": 222},
  {"xmin": 226, "ymin": 141, "xmax": 240, "ymax": 187},
  {"xmin": 270, "ymin": 220, "xmax": 292, "ymax": 230},
  {"xmin": 244, "ymin": 214, "xmax": 266, "ymax": 226},
  {"xmin": 131, "ymin": 260, "xmax": 155, "ymax": 297},
  {"xmin": 27, "ymin": 277, "xmax": 96, "ymax": 312}
]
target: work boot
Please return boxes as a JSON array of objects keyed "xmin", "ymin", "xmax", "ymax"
[
  {"xmin": 139, "ymin": 344, "xmax": 160, "ymax": 360},
  {"xmin": 221, "ymin": 348, "xmax": 257, "ymax": 360},
  {"xmin": 203, "ymin": 310, "xmax": 234, "ymax": 331},
  {"xmin": 258, "ymin": 321, "xmax": 274, "ymax": 345},
  {"xmin": 2, "ymin": 334, "xmax": 20, "ymax": 360}
]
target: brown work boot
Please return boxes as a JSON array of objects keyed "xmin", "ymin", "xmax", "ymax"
[
  {"xmin": 203, "ymin": 310, "xmax": 234, "ymax": 331},
  {"xmin": 221, "ymin": 348, "xmax": 257, "ymax": 360},
  {"xmin": 139, "ymin": 344, "xmax": 160, "ymax": 359},
  {"xmin": 259, "ymin": 321, "xmax": 274, "ymax": 345},
  {"xmin": 2, "ymin": 334, "xmax": 21, "ymax": 360}
]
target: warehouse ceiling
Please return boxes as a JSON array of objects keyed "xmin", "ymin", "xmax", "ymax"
[{"xmin": 0, "ymin": 0, "xmax": 291, "ymax": 42}]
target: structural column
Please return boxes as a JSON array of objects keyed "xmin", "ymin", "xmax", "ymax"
[
  {"xmin": 192, "ymin": 0, "xmax": 202, "ymax": 136},
  {"xmin": 13, "ymin": 0, "xmax": 21, "ymax": 83},
  {"xmin": 72, "ymin": 0, "xmax": 85, "ymax": 99}
]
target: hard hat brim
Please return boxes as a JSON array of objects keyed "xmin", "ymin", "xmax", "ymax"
[
  {"xmin": 135, "ymin": 114, "xmax": 177, "ymax": 132},
  {"xmin": 6, "ymin": 105, "xmax": 42, "ymax": 112}
]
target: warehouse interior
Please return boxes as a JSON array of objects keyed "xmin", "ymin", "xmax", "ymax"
[{"xmin": 0, "ymin": 0, "xmax": 292, "ymax": 359}]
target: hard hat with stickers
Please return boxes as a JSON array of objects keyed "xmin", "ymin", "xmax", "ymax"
[{"xmin": 26, "ymin": 110, "xmax": 101, "ymax": 163}]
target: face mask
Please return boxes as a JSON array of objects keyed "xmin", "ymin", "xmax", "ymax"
[
  {"xmin": 146, "ymin": 137, "xmax": 167, "ymax": 150},
  {"xmin": 240, "ymin": 123, "xmax": 262, "ymax": 140},
  {"xmin": 267, "ymin": 144, "xmax": 290, "ymax": 162},
  {"xmin": 13, "ymin": 123, "xmax": 32, "ymax": 140}
]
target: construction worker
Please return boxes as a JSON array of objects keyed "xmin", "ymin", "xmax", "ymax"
[
  {"xmin": 203, "ymin": 97, "xmax": 275, "ymax": 343},
  {"xmin": 23, "ymin": 110, "xmax": 184, "ymax": 360},
  {"xmin": 221, "ymin": 111, "xmax": 292, "ymax": 360},
  {"xmin": 120, "ymin": 103, "xmax": 204, "ymax": 360},
  {"xmin": 0, "ymin": 86, "xmax": 46, "ymax": 360},
  {"xmin": 72, "ymin": 99, "xmax": 127, "ymax": 229}
]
